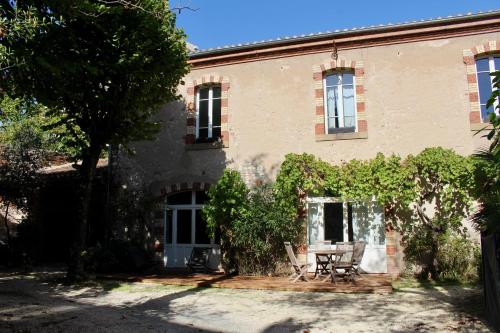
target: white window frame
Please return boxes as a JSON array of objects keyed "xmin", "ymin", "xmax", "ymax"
[
  {"xmin": 323, "ymin": 72, "xmax": 358, "ymax": 134},
  {"xmin": 165, "ymin": 191, "xmax": 214, "ymax": 247},
  {"xmin": 195, "ymin": 85, "xmax": 221, "ymax": 139},
  {"xmin": 476, "ymin": 55, "xmax": 500, "ymax": 123}
]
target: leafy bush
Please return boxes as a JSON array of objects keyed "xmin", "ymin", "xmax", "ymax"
[
  {"xmin": 404, "ymin": 230, "xmax": 480, "ymax": 282},
  {"xmin": 203, "ymin": 170, "xmax": 304, "ymax": 275}
]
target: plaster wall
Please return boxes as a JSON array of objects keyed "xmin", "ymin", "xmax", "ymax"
[{"xmin": 121, "ymin": 31, "xmax": 499, "ymax": 191}]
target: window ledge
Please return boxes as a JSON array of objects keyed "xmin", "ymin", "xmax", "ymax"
[
  {"xmin": 470, "ymin": 123, "xmax": 494, "ymax": 132},
  {"xmin": 185, "ymin": 141, "xmax": 229, "ymax": 150},
  {"xmin": 315, "ymin": 132, "xmax": 368, "ymax": 142}
]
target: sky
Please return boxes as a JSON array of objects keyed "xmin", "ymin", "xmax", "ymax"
[{"xmin": 171, "ymin": 0, "xmax": 500, "ymax": 50}]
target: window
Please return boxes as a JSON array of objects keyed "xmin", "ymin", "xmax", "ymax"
[
  {"xmin": 165, "ymin": 191, "xmax": 213, "ymax": 245},
  {"xmin": 476, "ymin": 56, "xmax": 500, "ymax": 122},
  {"xmin": 324, "ymin": 72, "xmax": 356, "ymax": 134},
  {"xmin": 196, "ymin": 85, "xmax": 222, "ymax": 142}
]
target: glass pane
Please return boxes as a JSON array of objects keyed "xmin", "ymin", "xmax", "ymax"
[
  {"xmin": 212, "ymin": 86, "xmax": 221, "ymax": 99},
  {"xmin": 481, "ymin": 104, "xmax": 494, "ymax": 122},
  {"xmin": 324, "ymin": 203, "xmax": 344, "ymax": 243},
  {"xmin": 343, "ymin": 116, "xmax": 356, "ymax": 128},
  {"xmin": 195, "ymin": 210, "xmax": 211, "ymax": 244},
  {"xmin": 307, "ymin": 203, "xmax": 321, "ymax": 245},
  {"xmin": 495, "ymin": 57, "xmax": 500, "ymax": 71},
  {"xmin": 199, "ymin": 87, "xmax": 209, "ymax": 100},
  {"xmin": 195, "ymin": 191, "xmax": 209, "ymax": 204},
  {"xmin": 325, "ymin": 74, "xmax": 340, "ymax": 86},
  {"xmin": 165, "ymin": 210, "xmax": 173, "ymax": 244},
  {"xmin": 342, "ymin": 72, "xmax": 354, "ymax": 85},
  {"xmin": 212, "ymin": 98, "xmax": 221, "ymax": 126},
  {"xmin": 167, "ymin": 191, "xmax": 192, "ymax": 205},
  {"xmin": 478, "ymin": 72, "xmax": 493, "ymax": 104},
  {"xmin": 476, "ymin": 58, "xmax": 490, "ymax": 72},
  {"xmin": 343, "ymin": 84, "xmax": 355, "ymax": 121},
  {"xmin": 326, "ymin": 86, "xmax": 340, "ymax": 132},
  {"xmin": 176, "ymin": 210, "xmax": 192, "ymax": 244},
  {"xmin": 199, "ymin": 100, "xmax": 209, "ymax": 127},
  {"xmin": 198, "ymin": 128, "xmax": 208, "ymax": 139},
  {"xmin": 212, "ymin": 127, "xmax": 221, "ymax": 139}
]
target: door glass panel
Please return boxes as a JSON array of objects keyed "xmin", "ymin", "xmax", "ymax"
[
  {"xmin": 167, "ymin": 191, "xmax": 192, "ymax": 205},
  {"xmin": 307, "ymin": 203, "xmax": 322, "ymax": 245},
  {"xmin": 195, "ymin": 210, "xmax": 211, "ymax": 244},
  {"xmin": 195, "ymin": 191, "xmax": 209, "ymax": 204},
  {"xmin": 352, "ymin": 202, "xmax": 386, "ymax": 245},
  {"xmin": 165, "ymin": 210, "xmax": 173, "ymax": 244},
  {"xmin": 324, "ymin": 203, "xmax": 343, "ymax": 243},
  {"xmin": 177, "ymin": 209, "xmax": 192, "ymax": 244}
]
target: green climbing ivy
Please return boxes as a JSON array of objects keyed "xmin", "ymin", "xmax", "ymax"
[{"xmin": 204, "ymin": 147, "xmax": 480, "ymax": 278}]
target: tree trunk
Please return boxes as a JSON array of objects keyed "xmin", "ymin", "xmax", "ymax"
[
  {"xmin": 67, "ymin": 144, "xmax": 102, "ymax": 280},
  {"xmin": 3, "ymin": 200, "xmax": 11, "ymax": 246}
]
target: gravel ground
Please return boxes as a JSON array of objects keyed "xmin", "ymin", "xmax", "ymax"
[{"xmin": 0, "ymin": 271, "xmax": 493, "ymax": 333}]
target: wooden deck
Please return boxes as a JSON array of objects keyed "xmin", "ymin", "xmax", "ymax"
[{"xmin": 99, "ymin": 272, "xmax": 393, "ymax": 294}]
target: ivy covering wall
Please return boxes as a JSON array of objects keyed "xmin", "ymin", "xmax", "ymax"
[{"xmin": 204, "ymin": 147, "xmax": 485, "ymax": 279}]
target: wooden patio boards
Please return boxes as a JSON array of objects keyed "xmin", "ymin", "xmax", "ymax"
[{"xmin": 99, "ymin": 272, "xmax": 393, "ymax": 294}]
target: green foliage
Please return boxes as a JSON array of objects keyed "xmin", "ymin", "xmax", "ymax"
[
  {"xmin": 273, "ymin": 148, "xmax": 476, "ymax": 279},
  {"xmin": 203, "ymin": 169, "xmax": 249, "ymax": 273},
  {"xmin": 404, "ymin": 231, "xmax": 480, "ymax": 282},
  {"xmin": 1, "ymin": 0, "xmax": 190, "ymax": 278},
  {"xmin": 0, "ymin": 95, "xmax": 81, "ymax": 158}
]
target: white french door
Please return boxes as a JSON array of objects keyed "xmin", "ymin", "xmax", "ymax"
[
  {"xmin": 163, "ymin": 191, "xmax": 220, "ymax": 268},
  {"xmin": 306, "ymin": 197, "xmax": 387, "ymax": 273}
]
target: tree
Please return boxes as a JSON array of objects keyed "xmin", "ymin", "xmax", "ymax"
[
  {"xmin": 0, "ymin": 121, "xmax": 45, "ymax": 259},
  {"xmin": 1, "ymin": 0, "xmax": 189, "ymax": 278}
]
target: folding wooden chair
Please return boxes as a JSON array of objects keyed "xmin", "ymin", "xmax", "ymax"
[
  {"xmin": 352, "ymin": 241, "xmax": 367, "ymax": 277},
  {"xmin": 314, "ymin": 240, "xmax": 332, "ymax": 279},
  {"xmin": 187, "ymin": 247, "xmax": 212, "ymax": 273},
  {"xmin": 284, "ymin": 242, "xmax": 311, "ymax": 283},
  {"xmin": 331, "ymin": 242, "xmax": 355, "ymax": 284}
]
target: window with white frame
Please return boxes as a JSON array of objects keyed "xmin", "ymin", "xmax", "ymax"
[
  {"xmin": 196, "ymin": 85, "xmax": 222, "ymax": 142},
  {"xmin": 324, "ymin": 72, "xmax": 356, "ymax": 134},
  {"xmin": 476, "ymin": 56, "xmax": 500, "ymax": 122}
]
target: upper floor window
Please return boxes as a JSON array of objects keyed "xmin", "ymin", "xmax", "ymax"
[
  {"xmin": 196, "ymin": 85, "xmax": 221, "ymax": 143},
  {"xmin": 324, "ymin": 72, "xmax": 356, "ymax": 134},
  {"xmin": 476, "ymin": 56, "xmax": 500, "ymax": 122}
]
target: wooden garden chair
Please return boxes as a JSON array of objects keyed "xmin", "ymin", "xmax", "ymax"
[
  {"xmin": 314, "ymin": 240, "xmax": 332, "ymax": 279},
  {"xmin": 284, "ymin": 242, "xmax": 311, "ymax": 283},
  {"xmin": 187, "ymin": 247, "xmax": 212, "ymax": 273},
  {"xmin": 331, "ymin": 242, "xmax": 355, "ymax": 284},
  {"xmin": 352, "ymin": 241, "xmax": 367, "ymax": 278}
]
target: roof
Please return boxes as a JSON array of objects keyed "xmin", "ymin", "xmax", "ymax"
[
  {"xmin": 189, "ymin": 9, "xmax": 500, "ymax": 59},
  {"xmin": 39, "ymin": 158, "xmax": 108, "ymax": 175}
]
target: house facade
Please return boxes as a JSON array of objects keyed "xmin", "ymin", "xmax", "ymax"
[{"xmin": 119, "ymin": 11, "xmax": 500, "ymax": 275}]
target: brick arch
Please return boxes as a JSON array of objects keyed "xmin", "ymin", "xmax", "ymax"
[
  {"xmin": 185, "ymin": 74, "xmax": 230, "ymax": 145},
  {"xmin": 312, "ymin": 59, "xmax": 367, "ymax": 138},
  {"xmin": 159, "ymin": 182, "xmax": 212, "ymax": 197},
  {"xmin": 462, "ymin": 41, "xmax": 500, "ymax": 127}
]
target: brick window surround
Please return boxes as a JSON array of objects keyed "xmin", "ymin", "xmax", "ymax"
[
  {"xmin": 463, "ymin": 41, "xmax": 499, "ymax": 130},
  {"xmin": 313, "ymin": 59, "xmax": 367, "ymax": 141},
  {"xmin": 185, "ymin": 75, "xmax": 230, "ymax": 148},
  {"xmin": 159, "ymin": 182, "xmax": 211, "ymax": 197}
]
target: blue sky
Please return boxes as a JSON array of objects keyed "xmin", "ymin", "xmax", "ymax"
[{"xmin": 171, "ymin": 0, "xmax": 500, "ymax": 50}]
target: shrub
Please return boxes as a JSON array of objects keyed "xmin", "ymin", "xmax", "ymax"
[
  {"xmin": 203, "ymin": 170, "xmax": 304, "ymax": 275},
  {"xmin": 404, "ymin": 230, "xmax": 480, "ymax": 282}
]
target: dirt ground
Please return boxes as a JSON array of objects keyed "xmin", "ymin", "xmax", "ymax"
[{"xmin": 0, "ymin": 270, "xmax": 494, "ymax": 333}]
